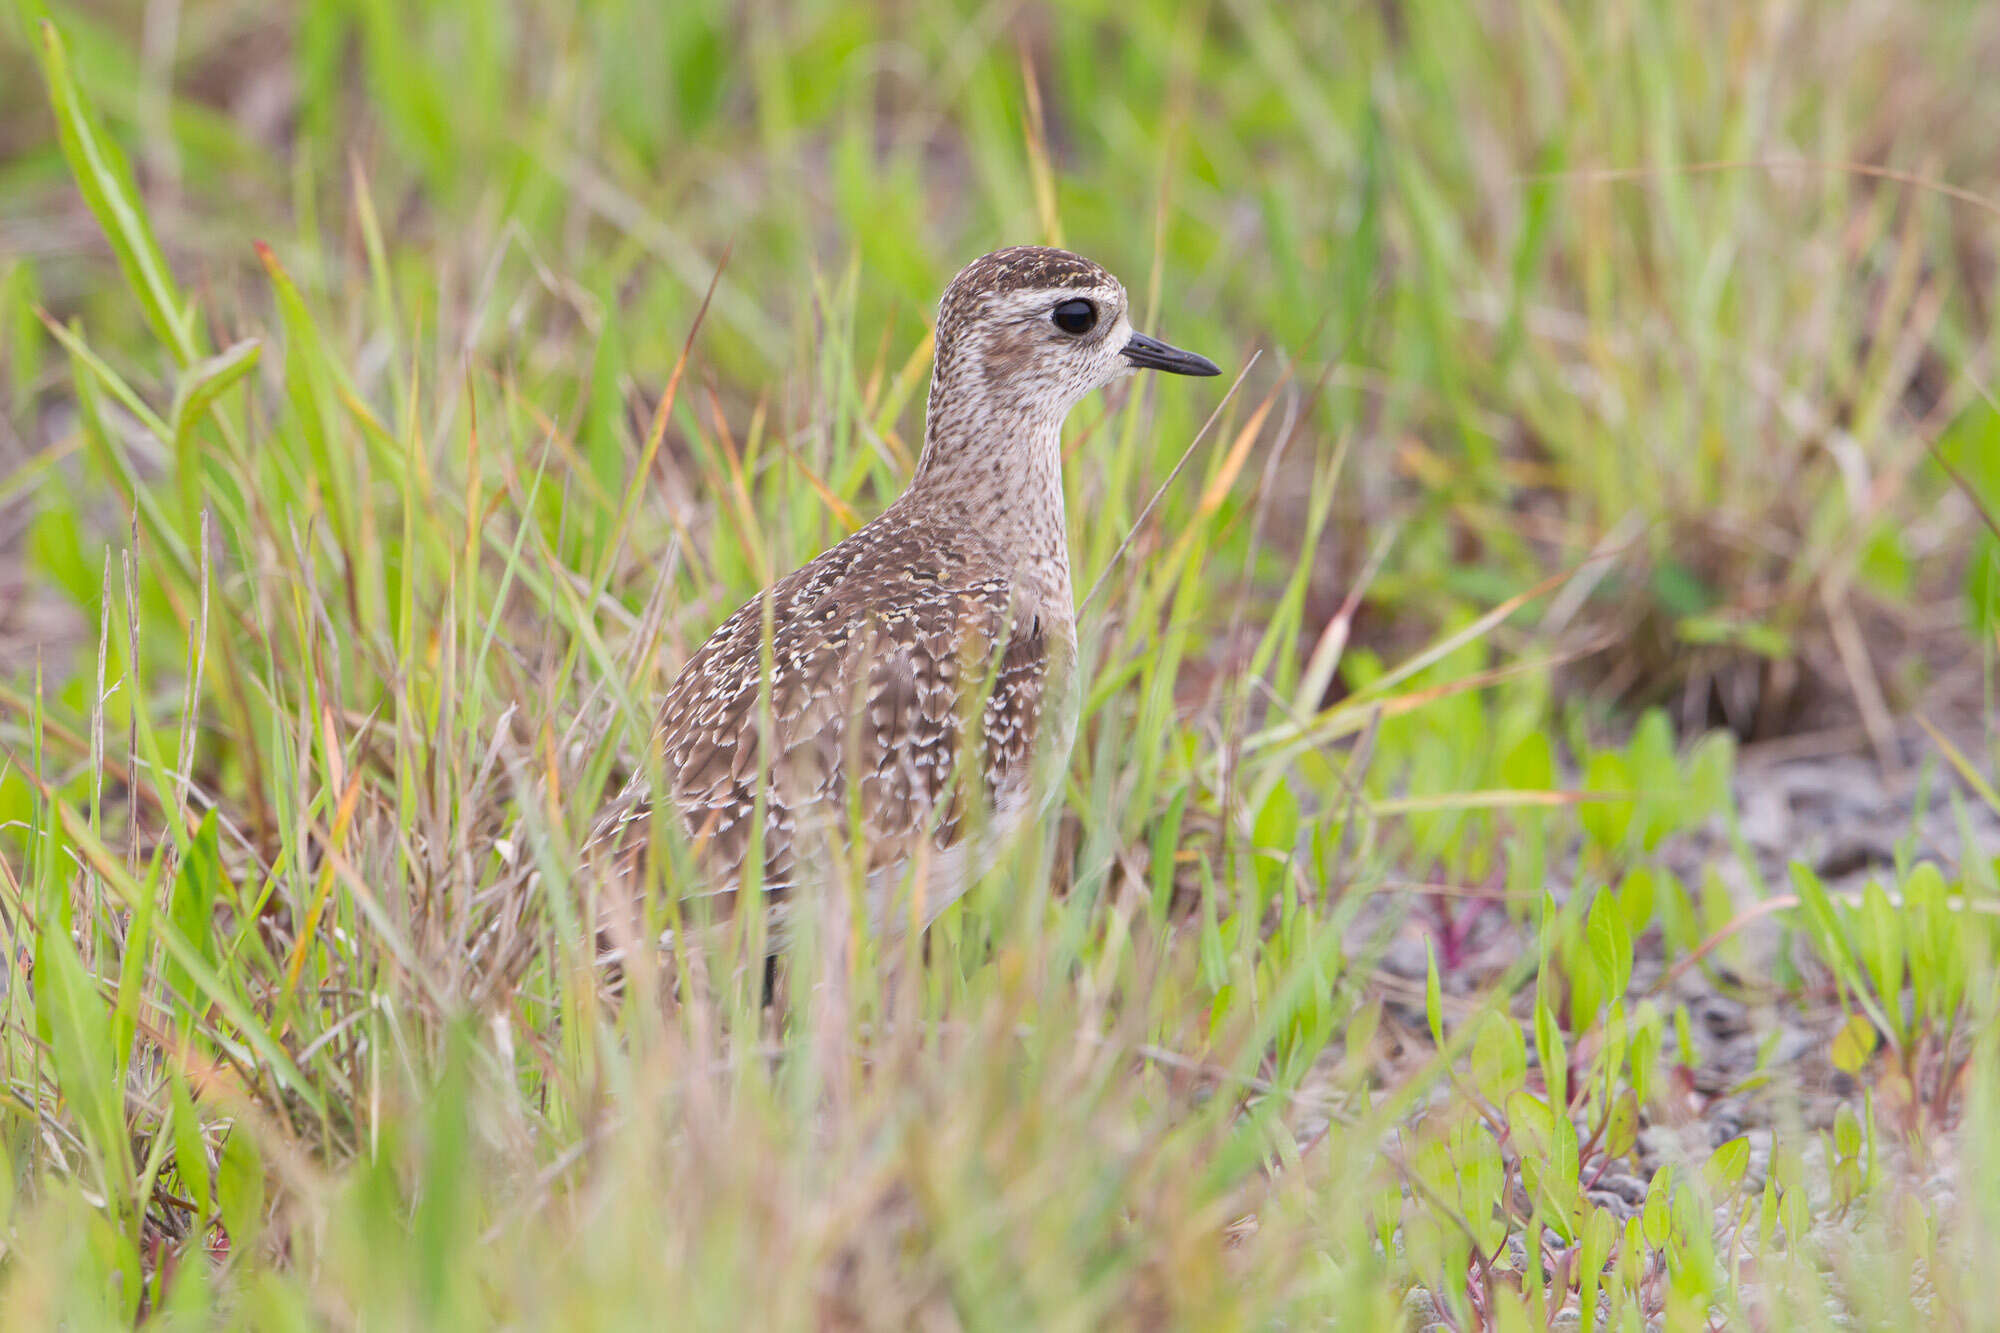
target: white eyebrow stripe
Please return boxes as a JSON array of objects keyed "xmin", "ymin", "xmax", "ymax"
[{"xmin": 988, "ymin": 286, "xmax": 1123, "ymax": 323}]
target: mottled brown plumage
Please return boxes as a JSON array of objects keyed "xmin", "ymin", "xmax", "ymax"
[
  {"xmin": 654, "ymin": 512, "xmax": 1047, "ymax": 895},
  {"xmin": 599, "ymin": 245, "xmax": 1219, "ymax": 938}
]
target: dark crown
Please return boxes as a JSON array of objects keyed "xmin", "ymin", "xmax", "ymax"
[{"xmin": 939, "ymin": 246, "xmax": 1113, "ymax": 324}]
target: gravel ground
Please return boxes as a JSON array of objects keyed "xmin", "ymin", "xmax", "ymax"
[{"xmin": 1354, "ymin": 722, "xmax": 1996, "ymax": 1327}]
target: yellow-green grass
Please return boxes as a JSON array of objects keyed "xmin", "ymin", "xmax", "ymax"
[{"xmin": 1, "ymin": 1, "xmax": 1997, "ymax": 1327}]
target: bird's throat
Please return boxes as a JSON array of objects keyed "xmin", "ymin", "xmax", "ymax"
[{"xmin": 907, "ymin": 391, "xmax": 1073, "ymax": 605}]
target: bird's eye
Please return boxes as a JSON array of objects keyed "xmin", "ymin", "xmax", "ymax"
[{"xmin": 1051, "ymin": 298, "xmax": 1098, "ymax": 335}]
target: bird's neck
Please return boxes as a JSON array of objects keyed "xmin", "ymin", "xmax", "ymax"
[{"xmin": 903, "ymin": 353, "xmax": 1073, "ymax": 606}]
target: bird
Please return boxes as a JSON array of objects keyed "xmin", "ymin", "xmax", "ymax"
[{"xmin": 594, "ymin": 246, "xmax": 1220, "ymax": 947}]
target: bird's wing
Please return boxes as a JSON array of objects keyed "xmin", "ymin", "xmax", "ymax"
[{"xmin": 651, "ymin": 517, "xmax": 1047, "ymax": 897}]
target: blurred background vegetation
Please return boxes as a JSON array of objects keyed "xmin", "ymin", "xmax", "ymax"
[
  {"xmin": 5, "ymin": 0, "xmax": 1994, "ymax": 729},
  {"xmin": 1, "ymin": 0, "xmax": 1997, "ymax": 1327}
]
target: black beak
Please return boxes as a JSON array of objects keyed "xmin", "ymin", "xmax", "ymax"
[{"xmin": 1121, "ymin": 330, "xmax": 1221, "ymax": 377}]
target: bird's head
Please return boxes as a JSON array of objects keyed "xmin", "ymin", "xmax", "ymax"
[{"xmin": 930, "ymin": 245, "xmax": 1220, "ymax": 423}]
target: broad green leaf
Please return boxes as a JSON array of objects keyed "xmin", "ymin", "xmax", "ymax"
[
  {"xmin": 1508, "ymin": 1089, "xmax": 1581, "ymax": 1237},
  {"xmin": 1498, "ymin": 730, "xmax": 1555, "ymax": 791},
  {"xmin": 1829, "ymin": 1013, "xmax": 1878, "ymax": 1075},
  {"xmin": 1471, "ymin": 1010, "xmax": 1526, "ymax": 1103},
  {"xmin": 1856, "ymin": 879, "xmax": 1904, "ymax": 1017},
  {"xmin": 1449, "ymin": 1118, "xmax": 1508, "ymax": 1251},
  {"xmin": 1642, "ymin": 1165, "xmax": 1676, "ymax": 1249},
  {"xmin": 1579, "ymin": 750, "xmax": 1634, "ymax": 851},
  {"xmin": 1703, "ymin": 1136, "xmax": 1750, "ymax": 1198},
  {"xmin": 1833, "ymin": 1103, "xmax": 1864, "ymax": 1160},
  {"xmin": 1615, "ymin": 866, "xmax": 1657, "ymax": 944},
  {"xmin": 1579, "ymin": 893, "xmax": 1633, "ymax": 1034},
  {"xmin": 1685, "ymin": 732, "xmax": 1737, "ymax": 819},
  {"xmin": 1602, "ymin": 1087, "xmax": 1639, "ymax": 1159},
  {"xmin": 1252, "ymin": 777, "xmax": 1301, "ymax": 854},
  {"xmin": 1628, "ymin": 1000, "xmax": 1663, "ymax": 1106}
]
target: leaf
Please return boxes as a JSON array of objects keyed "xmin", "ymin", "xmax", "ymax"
[
  {"xmin": 1206, "ymin": 982, "xmax": 1235, "ymax": 1045},
  {"xmin": 1901, "ymin": 860, "xmax": 1963, "ymax": 1024},
  {"xmin": 1915, "ymin": 715, "xmax": 2000, "ymax": 818},
  {"xmin": 1857, "ymin": 880, "xmax": 1904, "ymax": 1014},
  {"xmin": 1449, "ymin": 1118, "xmax": 1509, "ymax": 1251},
  {"xmin": 1252, "ymin": 776, "xmax": 1301, "ymax": 853},
  {"xmin": 413, "ymin": 1029, "xmax": 477, "ymax": 1318},
  {"xmin": 43, "ymin": 790, "xmax": 324, "ymax": 1117},
  {"xmin": 1620, "ymin": 1216, "xmax": 1646, "ymax": 1287},
  {"xmin": 1673, "ymin": 1004, "xmax": 1697, "ymax": 1067},
  {"xmin": 1567, "ymin": 923, "xmax": 1603, "ymax": 1041},
  {"xmin": 1857, "ymin": 523, "xmax": 1914, "ymax": 601},
  {"xmin": 1401, "ymin": 1204, "xmax": 1449, "ymax": 1281},
  {"xmin": 169, "ymin": 1067, "xmax": 213, "ymax": 1223},
  {"xmin": 1499, "ymin": 730, "xmax": 1556, "ymax": 791},
  {"xmin": 1584, "ymin": 1205, "xmax": 1618, "ymax": 1266},
  {"xmin": 1596, "ymin": 998, "xmax": 1629, "ymax": 1098},
  {"xmin": 1372, "ymin": 1184, "xmax": 1404, "ymax": 1257},
  {"xmin": 1829, "ymin": 1012, "xmax": 1879, "ymax": 1075},
  {"xmin": 1507, "ymin": 1090, "xmax": 1556, "ymax": 1154},
  {"xmin": 165, "ymin": 810, "xmax": 226, "ymax": 1025},
  {"xmin": 1685, "ymin": 732, "xmax": 1737, "ymax": 819},
  {"xmin": 1627, "ymin": 1000, "xmax": 1663, "ymax": 1106},
  {"xmin": 1628, "ymin": 708, "xmax": 1681, "ymax": 849},
  {"xmin": 1788, "ymin": 862, "xmax": 1893, "ymax": 1036},
  {"xmin": 1471, "ymin": 1010, "xmax": 1527, "ymax": 1103},
  {"xmin": 1966, "ymin": 530, "xmax": 2000, "ymax": 637},
  {"xmin": 35, "ymin": 920, "xmax": 133, "ymax": 1206},
  {"xmin": 1675, "ymin": 612, "xmax": 1792, "ymax": 659},
  {"xmin": 1251, "ymin": 778, "xmax": 1300, "ymax": 903},
  {"xmin": 1, "ymin": 260, "xmax": 43, "ymax": 411},
  {"xmin": 1508, "ymin": 1090, "xmax": 1581, "ymax": 1236},
  {"xmin": 0, "ymin": 1106, "xmax": 13, "ymax": 1225},
  {"xmin": 1703, "ymin": 1136, "xmax": 1750, "ymax": 1198},
  {"xmin": 1584, "ymin": 893, "xmax": 1634, "ymax": 1027},
  {"xmin": 31, "ymin": 19, "xmax": 198, "ymax": 364},
  {"xmin": 1148, "ymin": 786, "xmax": 1187, "ymax": 916},
  {"xmin": 169, "ymin": 338, "xmax": 262, "ymax": 454},
  {"xmin": 1602, "ymin": 1087, "xmax": 1640, "ymax": 1159},
  {"xmin": 1536, "ymin": 990, "xmax": 1568, "ymax": 1109},
  {"xmin": 1615, "ymin": 866, "xmax": 1657, "ymax": 945},
  {"xmin": 46, "ymin": 316, "xmax": 198, "ymax": 585},
  {"xmin": 1642, "ymin": 1165, "xmax": 1676, "ymax": 1249},
  {"xmin": 1424, "ymin": 938, "xmax": 1445, "ymax": 1048},
  {"xmin": 1830, "ymin": 1156, "xmax": 1862, "ymax": 1209},
  {"xmin": 217, "ymin": 1125, "xmax": 266, "ymax": 1253},
  {"xmin": 1833, "ymin": 1103, "xmax": 1864, "ymax": 1160},
  {"xmin": 1651, "ymin": 561, "xmax": 1715, "ymax": 617},
  {"xmin": 257, "ymin": 241, "xmax": 369, "ymax": 579},
  {"xmin": 1578, "ymin": 750, "xmax": 1634, "ymax": 851},
  {"xmin": 1342, "ymin": 997, "xmax": 1382, "ymax": 1080}
]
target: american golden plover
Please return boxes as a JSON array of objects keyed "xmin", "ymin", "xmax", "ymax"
[{"xmin": 605, "ymin": 245, "xmax": 1219, "ymax": 939}]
